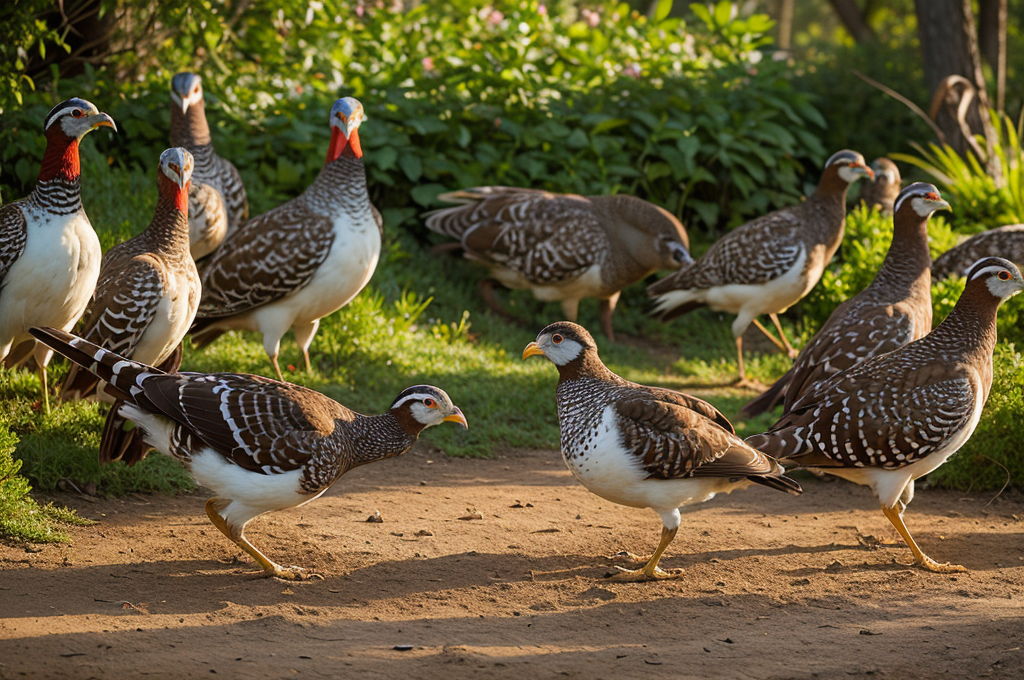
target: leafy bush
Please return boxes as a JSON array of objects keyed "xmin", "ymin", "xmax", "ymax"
[
  {"xmin": 1, "ymin": 1, "xmax": 826, "ymax": 233},
  {"xmin": 0, "ymin": 423, "xmax": 92, "ymax": 544}
]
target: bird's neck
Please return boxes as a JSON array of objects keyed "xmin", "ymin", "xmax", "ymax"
[
  {"xmin": 870, "ymin": 214, "xmax": 932, "ymax": 299},
  {"xmin": 305, "ymin": 155, "xmax": 371, "ymax": 215},
  {"xmin": 804, "ymin": 174, "xmax": 851, "ymax": 245},
  {"xmin": 346, "ymin": 412, "xmax": 419, "ymax": 467},
  {"xmin": 170, "ymin": 103, "xmax": 212, "ymax": 148},
  {"xmin": 32, "ymin": 130, "xmax": 83, "ymax": 215},
  {"xmin": 555, "ymin": 352, "xmax": 624, "ymax": 385},
  {"xmin": 147, "ymin": 177, "xmax": 193, "ymax": 258},
  {"xmin": 927, "ymin": 282, "xmax": 1001, "ymax": 366}
]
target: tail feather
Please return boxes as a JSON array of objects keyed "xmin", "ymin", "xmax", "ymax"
[
  {"xmin": 739, "ymin": 368, "xmax": 792, "ymax": 419},
  {"xmin": 29, "ymin": 327, "xmax": 165, "ymax": 405},
  {"xmin": 748, "ymin": 470, "xmax": 802, "ymax": 496}
]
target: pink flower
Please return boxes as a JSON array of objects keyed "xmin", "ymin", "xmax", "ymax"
[
  {"xmin": 582, "ymin": 9, "xmax": 600, "ymax": 28},
  {"xmin": 422, "ymin": 57, "xmax": 435, "ymax": 71},
  {"xmin": 489, "ymin": 9, "xmax": 504, "ymax": 25},
  {"xmin": 623, "ymin": 63, "xmax": 641, "ymax": 79},
  {"xmin": 538, "ymin": 4, "xmax": 547, "ymax": 15}
]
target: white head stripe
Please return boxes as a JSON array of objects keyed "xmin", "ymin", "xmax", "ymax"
[{"xmin": 391, "ymin": 393, "xmax": 438, "ymax": 409}]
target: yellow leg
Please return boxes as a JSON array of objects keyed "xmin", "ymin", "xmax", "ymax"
[
  {"xmin": 269, "ymin": 354, "xmax": 284, "ymax": 382},
  {"xmin": 881, "ymin": 503, "xmax": 966, "ymax": 573},
  {"xmin": 38, "ymin": 364, "xmax": 50, "ymax": 415},
  {"xmin": 769, "ymin": 313, "xmax": 799, "ymax": 359},
  {"xmin": 606, "ymin": 526, "xmax": 682, "ymax": 582},
  {"xmin": 205, "ymin": 498, "xmax": 321, "ymax": 581},
  {"xmin": 751, "ymin": 318, "xmax": 788, "ymax": 353}
]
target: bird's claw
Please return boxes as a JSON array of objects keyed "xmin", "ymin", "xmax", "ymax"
[
  {"xmin": 605, "ymin": 566, "xmax": 684, "ymax": 582},
  {"xmin": 915, "ymin": 558, "xmax": 967, "ymax": 574},
  {"xmin": 271, "ymin": 565, "xmax": 324, "ymax": 581}
]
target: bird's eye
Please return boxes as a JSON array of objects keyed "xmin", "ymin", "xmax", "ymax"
[
  {"xmin": 552, "ymin": 334, "xmax": 563, "ymax": 344},
  {"xmin": 424, "ymin": 398, "xmax": 436, "ymax": 408},
  {"xmin": 71, "ymin": 109, "xmax": 83, "ymax": 118},
  {"xmin": 998, "ymin": 270, "xmax": 1012, "ymax": 281}
]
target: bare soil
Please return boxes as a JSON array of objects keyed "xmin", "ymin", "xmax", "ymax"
[{"xmin": 2, "ymin": 446, "xmax": 1023, "ymax": 679}]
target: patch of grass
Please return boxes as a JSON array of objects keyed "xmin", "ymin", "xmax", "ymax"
[{"xmin": 0, "ymin": 423, "xmax": 93, "ymax": 544}]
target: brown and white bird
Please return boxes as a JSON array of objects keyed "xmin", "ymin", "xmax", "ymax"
[
  {"xmin": 523, "ymin": 322, "xmax": 800, "ymax": 581},
  {"xmin": 860, "ymin": 157, "xmax": 901, "ymax": 216},
  {"xmin": 169, "ymin": 72, "xmax": 247, "ymax": 258},
  {"xmin": 746, "ymin": 258, "xmax": 1024, "ymax": 572},
  {"xmin": 190, "ymin": 97, "xmax": 382, "ymax": 381},
  {"xmin": 59, "ymin": 148, "xmax": 202, "ymax": 463},
  {"xmin": 424, "ymin": 187, "xmax": 692, "ymax": 341},
  {"xmin": 933, "ymin": 224, "xmax": 1024, "ymax": 280},
  {"xmin": 32, "ymin": 326, "xmax": 467, "ymax": 580},
  {"xmin": 0, "ymin": 98, "xmax": 116, "ymax": 411},
  {"xmin": 648, "ymin": 150, "xmax": 873, "ymax": 385},
  {"xmin": 741, "ymin": 183, "xmax": 949, "ymax": 418}
]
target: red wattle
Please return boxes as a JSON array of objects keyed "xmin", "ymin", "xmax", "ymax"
[
  {"xmin": 38, "ymin": 133, "xmax": 80, "ymax": 183},
  {"xmin": 344, "ymin": 129, "xmax": 363, "ymax": 159},
  {"xmin": 326, "ymin": 127, "xmax": 347, "ymax": 164},
  {"xmin": 175, "ymin": 181, "xmax": 190, "ymax": 213}
]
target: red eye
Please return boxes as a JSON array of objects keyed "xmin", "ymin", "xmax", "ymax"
[
  {"xmin": 552, "ymin": 334, "xmax": 563, "ymax": 344},
  {"xmin": 998, "ymin": 270, "xmax": 1011, "ymax": 281},
  {"xmin": 71, "ymin": 109, "xmax": 83, "ymax": 118},
  {"xmin": 424, "ymin": 398, "xmax": 435, "ymax": 408}
]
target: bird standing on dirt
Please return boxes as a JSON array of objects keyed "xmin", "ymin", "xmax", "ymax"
[
  {"xmin": 741, "ymin": 183, "xmax": 949, "ymax": 418},
  {"xmin": 932, "ymin": 224, "xmax": 1024, "ymax": 280},
  {"xmin": 746, "ymin": 258, "xmax": 1024, "ymax": 573},
  {"xmin": 425, "ymin": 187, "xmax": 692, "ymax": 341},
  {"xmin": 190, "ymin": 97, "xmax": 383, "ymax": 381},
  {"xmin": 860, "ymin": 158, "xmax": 901, "ymax": 216},
  {"xmin": 523, "ymin": 321, "xmax": 800, "ymax": 581},
  {"xmin": 169, "ymin": 72, "xmax": 248, "ymax": 258},
  {"xmin": 32, "ymin": 326, "xmax": 468, "ymax": 581},
  {"xmin": 60, "ymin": 148, "xmax": 202, "ymax": 464},
  {"xmin": 0, "ymin": 98, "xmax": 116, "ymax": 412},
  {"xmin": 647, "ymin": 150, "xmax": 873, "ymax": 385}
]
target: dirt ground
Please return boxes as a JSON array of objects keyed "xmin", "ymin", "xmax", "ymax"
[{"xmin": 2, "ymin": 446, "xmax": 1023, "ymax": 680}]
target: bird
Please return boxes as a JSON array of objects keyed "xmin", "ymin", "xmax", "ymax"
[
  {"xmin": 0, "ymin": 97, "xmax": 116, "ymax": 412},
  {"xmin": 190, "ymin": 97, "xmax": 383, "ymax": 381},
  {"xmin": 648, "ymin": 150, "xmax": 873, "ymax": 386},
  {"xmin": 746, "ymin": 257, "xmax": 1024, "ymax": 573},
  {"xmin": 860, "ymin": 158, "xmax": 901, "ymax": 216},
  {"xmin": 424, "ymin": 187, "xmax": 692, "ymax": 342},
  {"xmin": 932, "ymin": 224, "xmax": 1024, "ymax": 280},
  {"xmin": 59, "ymin": 148, "xmax": 202, "ymax": 464},
  {"xmin": 740, "ymin": 183, "xmax": 949, "ymax": 418},
  {"xmin": 31, "ymin": 325, "xmax": 468, "ymax": 580},
  {"xmin": 169, "ymin": 72, "xmax": 247, "ymax": 259},
  {"xmin": 522, "ymin": 321, "xmax": 801, "ymax": 581}
]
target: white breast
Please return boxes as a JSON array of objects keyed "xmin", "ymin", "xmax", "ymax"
[{"xmin": 131, "ymin": 269, "xmax": 200, "ymax": 366}]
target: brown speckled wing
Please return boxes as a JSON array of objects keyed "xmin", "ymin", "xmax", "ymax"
[
  {"xmin": 188, "ymin": 181, "xmax": 228, "ymax": 260},
  {"xmin": 216, "ymin": 154, "xmax": 249, "ymax": 230},
  {"xmin": 198, "ymin": 199, "xmax": 334, "ymax": 318},
  {"xmin": 932, "ymin": 225, "xmax": 1024, "ymax": 280},
  {"xmin": 636, "ymin": 385, "xmax": 736, "ymax": 434},
  {"xmin": 79, "ymin": 257, "xmax": 166, "ymax": 356},
  {"xmin": 649, "ymin": 207, "xmax": 805, "ymax": 293},
  {"xmin": 615, "ymin": 397, "xmax": 776, "ymax": 481},
  {"xmin": 426, "ymin": 187, "xmax": 607, "ymax": 284},
  {"xmin": 0, "ymin": 201, "xmax": 28, "ymax": 288}
]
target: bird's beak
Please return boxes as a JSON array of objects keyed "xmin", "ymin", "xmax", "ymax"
[
  {"xmin": 522, "ymin": 342, "xmax": 545, "ymax": 360},
  {"xmin": 89, "ymin": 112, "xmax": 117, "ymax": 132},
  {"xmin": 925, "ymin": 193, "xmax": 951, "ymax": 212},
  {"xmin": 857, "ymin": 163, "xmax": 874, "ymax": 180},
  {"xmin": 443, "ymin": 408, "xmax": 469, "ymax": 429}
]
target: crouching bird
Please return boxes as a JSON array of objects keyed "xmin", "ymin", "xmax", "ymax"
[
  {"xmin": 31, "ymin": 326, "xmax": 468, "ymax": 581},
  {"xmin": 747, "ymin": 258, "xmax": 1024, "ymax": 573},
  {"xmin": 523, "ymin": 321, "xmax": 800, "ymax": 581}
]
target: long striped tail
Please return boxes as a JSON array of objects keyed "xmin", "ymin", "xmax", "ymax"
[{"xmin": 29, "ymin": 327, "xmax": 166, "ymax": 405}]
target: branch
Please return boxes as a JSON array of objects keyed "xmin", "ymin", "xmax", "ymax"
[{"xmin": 852, "ymin": 69, "xmax": 946, "ymax": 143}]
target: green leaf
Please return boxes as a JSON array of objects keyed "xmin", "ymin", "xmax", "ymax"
[
  {"xmin": 375, "ymin": 146, "xmax": 399, "ymax": 172},
  {"xmin": 653, "ymin": 0, "xmax": 674, "ymax": 24},
  {"xmin": 410, "ymin": 183, "xmax": 446, "ymax": 207},
  {"xmin": 399, "ymin": 154, "xmax": 423, "ymax": 182},
  {"xmin": 566, "ymin": 129, "xmax": 589, "ymax": 149}
]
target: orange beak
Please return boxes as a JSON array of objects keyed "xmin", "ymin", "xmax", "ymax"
[
  {"xmin": 89, "ymin": 112, "xmax": 117, "ymax": 132},
  {"xmin": 522, "ymin": 342, "xmax": 545, "ymax": 360},
  {"xmin": 442, "ymin": 408, "xmax": 469, "ymax": 429}
]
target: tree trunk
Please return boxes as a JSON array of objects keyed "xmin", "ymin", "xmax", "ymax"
[
  {"xmin": 914, "ymin": 0, "xmax": 998, "ymax": 178},
  {"xmin": 978, "ymin": 0, "xmax": 1007, "ymax": 112},
  {"xmin": 777, "ymin": 0, "xmax": 794, "ymax": 50},
  {"xmin": 827, "ymin": 0, "xmax": 875, "ymax": 43}
]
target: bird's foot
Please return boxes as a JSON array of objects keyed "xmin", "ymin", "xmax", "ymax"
[
  {"xmin": 914, "ymin": 557, "xmax": 967, "ymax": 574},
  {"xmin": 606, "ymin": 551, "xmax": 645, "ymax": 564},
  {"xmin": 733, "ymin": 377, "xmax": 765, "ymax": 390},
  {"xmin": 266, "ymin": 565, "xmax": 325, "ymax": 581},
  {"xmin": 786, "ymin": 348, "xmax": 799, "ymax": 360},
  {"xmin": 605, "ymin": 566, "xmax": 684, "ymax": 582}
]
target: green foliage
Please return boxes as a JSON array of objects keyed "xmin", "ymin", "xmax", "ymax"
[
  {"xmin": 0, "ymin": 422, "xmax": 92, "ymax": 544},
  {"xmin": 0, "ymin": 0, "xmax": 70, "ymax": 114},
  {"xmin": 1, "ymin": 1, "xmax": 825, "ymax": 234},
  {"xmin": 930, "ymin": 344, "xmax": 1024, "ymax": 493},
  {"xmin": 892, "ymin": 111, "xmax": 1024, "ymax": 232}
]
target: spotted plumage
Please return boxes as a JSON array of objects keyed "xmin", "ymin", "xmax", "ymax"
[
  {"xmin": 191, "ymin": 97, "xmax": 383, "ymax": 381},
  {"xmin": 747, "ymin": 258, "xmax": 1024, "ymax": 572},
  {"xmin": 860, "ymin": 158, "xmax": 901, "ymax": 216},
  {"xmin": 425, "ymin": 187, "xmax": 691, "ymax": 341},
  {"xmin": 932, "ymin": 224, "xmax": 1024, "ymax": 280},
  {"xmin": 524, "ymin": 321, "xmax": 799, "ymax": 581},
  {"xmin": 31, "ymin": 326, "xmax": 467, "ymax": 580},
  {"xmin": 741, "ymin": 183, "xmax": 948, "ymax": 417},
  {"xmin": 169, "ymin": 73, "xmax": 247, "ymax": 258},
  {"xmin": 0, "ymin": 97, "xmax": 116, "ymax": 412},
  {"xmin": 648, "ymin": 150, "xmax": 873, "ymax": 383}
]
